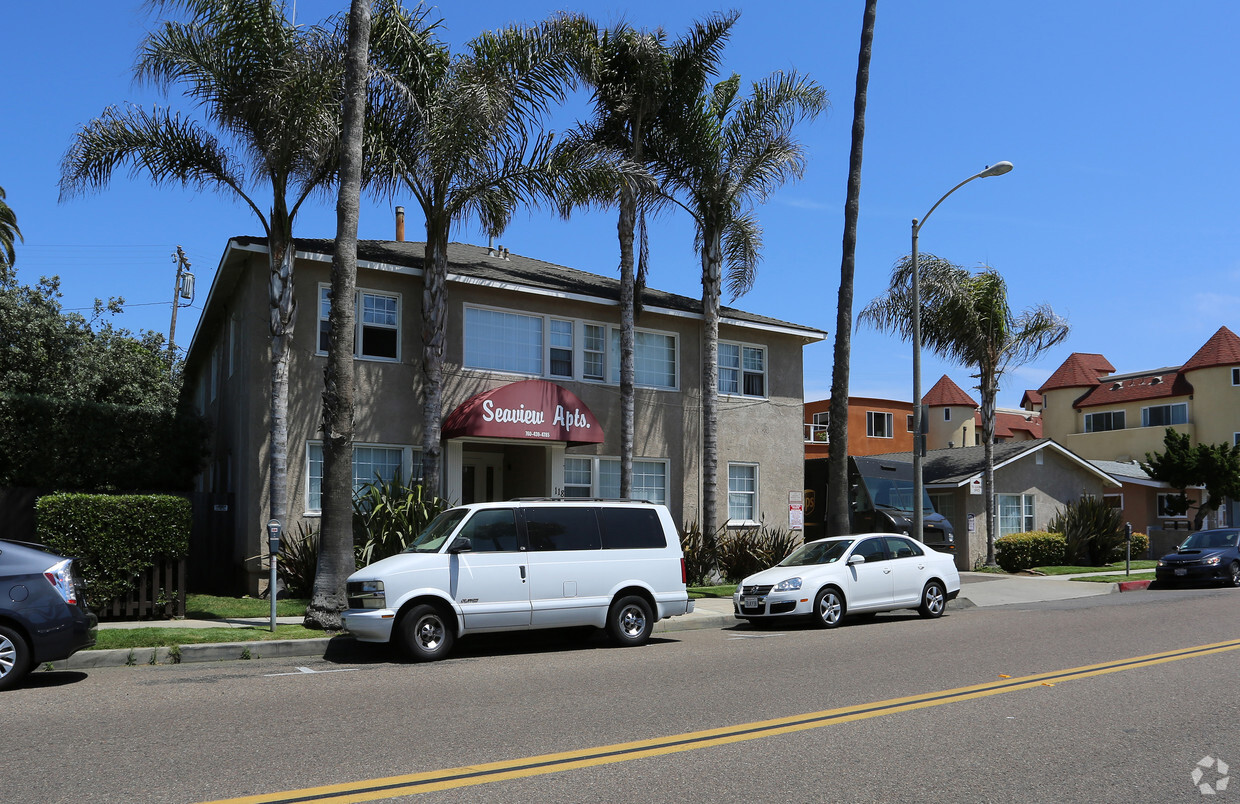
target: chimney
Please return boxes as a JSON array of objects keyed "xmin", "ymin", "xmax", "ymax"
[{"xmin": 395, "ymin": 206, "xmax": 405, "ymax": 242}]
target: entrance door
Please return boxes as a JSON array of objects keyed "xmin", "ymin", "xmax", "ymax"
[{"xmin": 461, "ymin": 452, "xmax": 504, "ymax": 504}]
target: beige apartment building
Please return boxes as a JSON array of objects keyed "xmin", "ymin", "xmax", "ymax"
[
  {"xmin": 184, "ymin": 236, "xmax": 825, "ymax": 594},
  {"xmin": 1028, "ymin": 326, "xmax": 1240, "ymax": 536}
]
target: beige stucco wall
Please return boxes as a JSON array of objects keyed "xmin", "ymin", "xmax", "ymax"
[
  {"xmin": 927, "ymin": 405, "xmax": 976, "ymax": 451},
  {"xmin": 1183, "ymin": 365, "xmax": 1240, "ymax": 446}
]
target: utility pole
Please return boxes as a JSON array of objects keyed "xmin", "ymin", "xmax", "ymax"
[{"xmin": 169, "ymin": 246, "xmax": 194, "ymax": 361}]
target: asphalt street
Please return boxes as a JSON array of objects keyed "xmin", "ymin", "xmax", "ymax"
[{"xmin": 4, "ymin": 583, "xmax": 1237, "ymax": 804}]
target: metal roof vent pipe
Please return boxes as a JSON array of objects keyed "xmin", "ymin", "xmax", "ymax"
[
  {"xmin": 488, "ymin": 235, "xmax": 496, "ymax": 257},
  {"xmin": 395, "ymin": 206, "xmax": 405, "ymax": 242}
]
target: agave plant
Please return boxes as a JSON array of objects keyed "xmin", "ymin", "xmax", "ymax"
[{"xmin": 352, "ymin": 473, "xmax": 449, "ymax": 565}]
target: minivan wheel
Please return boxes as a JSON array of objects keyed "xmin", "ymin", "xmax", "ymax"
[
  {"xmin": 399, "ymin": 604, "xmax": 455, "ymax": 662},
  {"xmin": 0, "ymin": 624, "xmax": 32, "ymax": 691},
  {"xmin": 607, "ymin": 595, "xmax": 653, "ymax": 647},
  {"xmin": 919, "ymin": 581, "xmax": 946, "ymax": 619},
  {"xmin": 813, "ymin": 587, "xmax": 845, "ymax": 629}
]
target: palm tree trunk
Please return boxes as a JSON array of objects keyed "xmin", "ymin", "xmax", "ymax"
[
  {"xmin": 617, "ymin": 181, "xmax": 637, "ymax": 499},
  {"xmin": 826, "ymin": 0, "xmax": 877, "ymax": 538},
  {"xmin": 267, "ymin": 214, "xmax": 296, "ymax": 571},
  {"xmin": 307, "ymin": 0, "xmax": 371, "ymax": 630},
  {"xmin": 421, "ymin": 220, "xmax": 449, "ymax": 496},
  {"xmin": 701, "ymin": 229, "xmax": 724, "ymax": 582}
]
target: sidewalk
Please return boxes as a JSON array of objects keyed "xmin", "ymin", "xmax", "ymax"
[{"xmin": 62, "ymin": 575, "xmax": 1149, "ymax": 671}]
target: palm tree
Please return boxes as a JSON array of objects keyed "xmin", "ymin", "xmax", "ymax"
[
  {"xmin": 826, "ymin": 0, "xmax": 876, "ymax": 537},
  {"xmin": 0, "ymin": 186, "xmax": 21, "ymax": 279},
  {"xmin": 60, "ymin": 0, "xmax": 346, "ymax": 568},
  {"xmin": 570, "ymin": 13, "xmax": 736, "ymax": 497},
  {"xmin": 859, "ymin": 256, "xmax": 1070, "ymax": 564},
  {"xmin": 653, "ymin": 72, "xmax": 825, "ymax": 577},
  {"xmin": 367, "ymin": 8, "xmax": 631, "ymax": 495},
  {"xmin": 309, "ymin": 0, "xmax": 375, "ymax": 631}
]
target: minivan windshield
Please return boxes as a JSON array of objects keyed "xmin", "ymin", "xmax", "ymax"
[
  {"xmin": 778, "ymin": 539, "xmax": 854, "ymax": 567},
  {"xmin": 403, "ymin": 509, "xmax": 469, "ymax": 553}
]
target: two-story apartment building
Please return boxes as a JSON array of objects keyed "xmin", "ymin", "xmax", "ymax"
[
  {"xmin": 1029, "ymin": 326, "xmax": 1240, "ymax": 534},
  {"xmin": 185, "ymin": 235, "xmax": 825, "ymax": 594}
]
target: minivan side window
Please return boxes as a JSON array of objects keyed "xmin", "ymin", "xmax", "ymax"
[
  {"xmin": 524, "ymin": 507, "xmax": 601, "ymax": 551},
  {"xmin": 599, "ymin": 508, "xmax": 666, "ymax": 549},
  {"xmin": 458, "ymin": 508, "xmax": 520, "ymax": 552}
]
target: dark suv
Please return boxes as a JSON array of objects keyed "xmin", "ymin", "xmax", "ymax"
[{"xmin": 1, "ymin": 540, "xmax": 97, "ymax": 690}]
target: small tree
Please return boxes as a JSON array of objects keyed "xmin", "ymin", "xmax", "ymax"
[{"xmin": 1143, "ymin": 428, "xmax": 1240, "ymax": 530}]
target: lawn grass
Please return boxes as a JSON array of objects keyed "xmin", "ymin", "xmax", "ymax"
[
  {"xmin": 184, "ymin": 594, "xmax": 309, "ymax": 619},
  {"xmin": 1070, "ymin": 571, "xmax": 1156, "ymax": 584},
  {"xmin": 688, "ymin": 584, "xmax": 737, "ymax": 599},
  {"xmin": 91, "ymin": 624, "xmax": 332, "ymax": 650},
  {"xmin": 1031, "ymin": 560, "xmax": 1157, "ymax": 575}
]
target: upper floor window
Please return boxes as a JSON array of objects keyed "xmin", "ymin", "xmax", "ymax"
[
  {"xmin": 867, "ymin": 411, "xmax": 893, "ymax": 438},
  {"xmin": 1233, "ymin": 367, "xmax": 1239, "ymax": 386},
  {"xmin": 944, "ymin": 408, "xmax": 952, "ymax": 422},
  {"xmin": 718, "ymin": 342, "xmax": 766, "ymax": 397},
  {"xmin": 1141, "ymin": 402, "xmax": 1187, "ymax": 428},
  {"xmin": 907, "ymin": 414, "xmax": 915, "ymax": 432},
  {"xmin": 1084, "ymin": 410, "xmax": 1125, "ymax": 433},
  {"xmin": 463, "ymin": 304, "xmax": 677, "ymax": 389},
  {"xmin": 318, "ymin": 285, "xmax": 401, "ymax": 361}
]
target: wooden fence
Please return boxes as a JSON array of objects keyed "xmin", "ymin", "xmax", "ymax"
[{"xmin": 95, "ymin": 558, "xmax": 187, "ymax": 620}]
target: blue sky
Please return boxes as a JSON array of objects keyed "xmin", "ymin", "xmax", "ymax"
[{"xmin": 3, "ymin": 1, "xmax": 1238, "ymax": 409}]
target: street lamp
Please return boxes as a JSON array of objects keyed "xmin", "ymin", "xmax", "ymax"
[{"xmin": 911, "ymin": 161, "xmax": 1013, "ymax": 547}]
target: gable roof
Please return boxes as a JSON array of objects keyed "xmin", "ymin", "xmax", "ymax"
[
  {"xmin": 1039, "ymin": 352, "xmax": 1115, "ymax": 392},
  {"xmin": 865, "ymin": 438, "xmax": 1118, "ymax": 489},
  {"xmin": 983, "ymin": 409, "xmax": 1043, "ymax": 439},
  {"xmin": 923, "ymin": 375, "xmax": 977, "ymax": 408},
  {"xmin": 1180, "ymin": 326, "xmax": 1240, "ymax": 372},
  {"xmin": 1020, "ymin": 389, "xmax": 1042, "ymax": 409}
]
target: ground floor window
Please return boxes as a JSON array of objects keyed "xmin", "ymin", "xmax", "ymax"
[
  {"xmin": 562, "ymin": 455, "xmax": 668, "ymax": 504},
  {"xmin": 728, "ymin": 463, "xmax": 758, "ymax": 523},
  {"xmin": 998, "ymin": 493, "xmax": 1035, "ymax": 536},
  {"xmin": 306, "ymin": 442, "xmax": 419, "ymax": 512}
]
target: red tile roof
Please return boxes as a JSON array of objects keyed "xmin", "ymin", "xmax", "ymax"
[
  {"xmin": 1039, "ymin": 353, "xmax": 1115, "ymax": 392},
  {"xmin": 923, "ymin": 375, "xmax": 977, "ymax": 408},
  {"xmin": 1073, "ymin": 371, "xmax": 1193, "ymax": 409},
  {"xmin": 1180, "ymin": 326, "xmax": 1240, "ymax": 372},
  {"xmin": 975, "ymin": 410, "xmax": 1043, "ymax": 439},
  {"xmin": 1021, "ymin": 389, "xmax": 1043, "ymax": 409}
]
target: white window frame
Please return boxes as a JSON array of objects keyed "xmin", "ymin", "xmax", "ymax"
[
  {"xmin": 727, "ymin": 462, "xmax": 759, "ymax": 525},
  {"xmin": 1084, "ymin": 410, "xmax": 1126, "ymax": 433},
  {"xmin": 998, "ymin": 493, "xmax": 1035, "ymax": 537},
  {"xmin": 463, "ymin": 304, "xmax": 679, "ymax": 390},
  {"xmin": 305, "ymin": 441, "xmax": 419, "ymax": 514},
  {"xmin": 317, "ymin": 284, "xmax": 402, "ymax": 362},
  {"xmin": 559, "ymin": 455, "xmax": 668, "ymax": 504},
  {"xmin": 548, "ymin": 318, "xmax": 574, "ymax": 379},
  {"xmin": 1157, "ymin": 492, "xmax": 1189, "ymax": 520},
  {"xmin": 1141, "ymin": 402, "xmax": 1188, "ymax": 428},
  {"xmin": 718, "ymin": 340, "xmax": 768, "ymax": 399},
  {"xmin": 866, "ymin": 411, "xmax": 894, "ymax": 439}
]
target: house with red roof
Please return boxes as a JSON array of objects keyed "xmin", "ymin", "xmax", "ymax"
[{"xmin": 1026, "ymin": 326, "xmax": 1240, "ymax": 533}]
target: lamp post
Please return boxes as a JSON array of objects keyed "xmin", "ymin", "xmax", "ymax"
[{"xmin": 911, "ymin": 161, "xmax": 1013, "ymax": 546}]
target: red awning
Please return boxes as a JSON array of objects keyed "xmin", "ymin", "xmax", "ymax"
[{"xmin": 442, "ymin": 380, "xmax": 604, "ymax": 446}]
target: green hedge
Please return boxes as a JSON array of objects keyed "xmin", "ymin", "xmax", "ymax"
[
  {"xmin": 0, "ymin": 393, "xmax": 207, "ymax": 492},
  {"xmin": 35, "ymin": 493, "xmax": 191, "ymax": 604},
  {"xmin": 995, "ymin": 531, "xmax": 1066, "ymax": 572}
]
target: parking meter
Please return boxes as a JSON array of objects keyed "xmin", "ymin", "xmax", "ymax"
[
  {"xmin": 1124, "ymin": 522, "xmax": 1133, "ymax": 575},
  {"xmin": 266, "ymin": 519, "xmax": 282, "ymax": 631}
]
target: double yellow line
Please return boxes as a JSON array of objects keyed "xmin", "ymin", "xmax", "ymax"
[{"xmin": 204, "ymin": 637, "xmax": 1240, "ymax": 803}]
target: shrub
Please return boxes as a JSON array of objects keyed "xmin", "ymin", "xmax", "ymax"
[
  {"xmin": 717, "ymin": 522, "xmax": 800, "ymax": 583},
  {"xmin": 1109, "ymin": 530, "xmax": 1149, "ymax": 562},
  {"xmin": 35, "ymin": 493, "xmax": 190, "ymax": 604},
  {"xmin": 1047, "ymin": 496, "xmax": 1125, "ymax": 565},
  {"xmin": 995, "ymin": 531, "xmax": 1066, "ymax": 573},
  {"xmin": 353, "ymin": 475, "xmax": 449, "ymax": 565},
  {"xmin": 277, "ymin": 522, "xmax": 321, "ymax": 598},
  {"xmin": 679, "ymin": 521, "xmax": 714, "ymax": 587}
]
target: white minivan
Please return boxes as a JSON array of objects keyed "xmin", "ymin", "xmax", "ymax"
[{"xmin": 342, "ymin": 499, "xmax": 694, "ymax": 661}]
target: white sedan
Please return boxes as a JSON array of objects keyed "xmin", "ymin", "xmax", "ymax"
[{"xmin": 733, "ymin": 533, "xmax": 961, "ymax": 628}]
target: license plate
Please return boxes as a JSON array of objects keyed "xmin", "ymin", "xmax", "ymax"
[
  {"xmin": 743, "ymin": 596, "xmax": 758, "ymax": 608},
  {"xmin": 1175, "ymin": 568, "xmax": 1187, "ymax": 576}
]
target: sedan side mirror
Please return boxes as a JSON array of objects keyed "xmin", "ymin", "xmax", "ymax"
[
  {"xmin": 847, "ymin": 554, "xmax": 866, "ymax": 565},
  {"xmin": 447, "ymin": 536, "xmax": 473, "ymax": 554}
]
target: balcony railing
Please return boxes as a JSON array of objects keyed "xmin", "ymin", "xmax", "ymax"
[{"xmin": 804, "ymin": 423, "xmax": 829, "ymax": 444}]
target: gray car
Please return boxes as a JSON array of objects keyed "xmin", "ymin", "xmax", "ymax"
[{"xmin": 0, "ymin": 540, "xmax": 97, "ymax": 690}]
